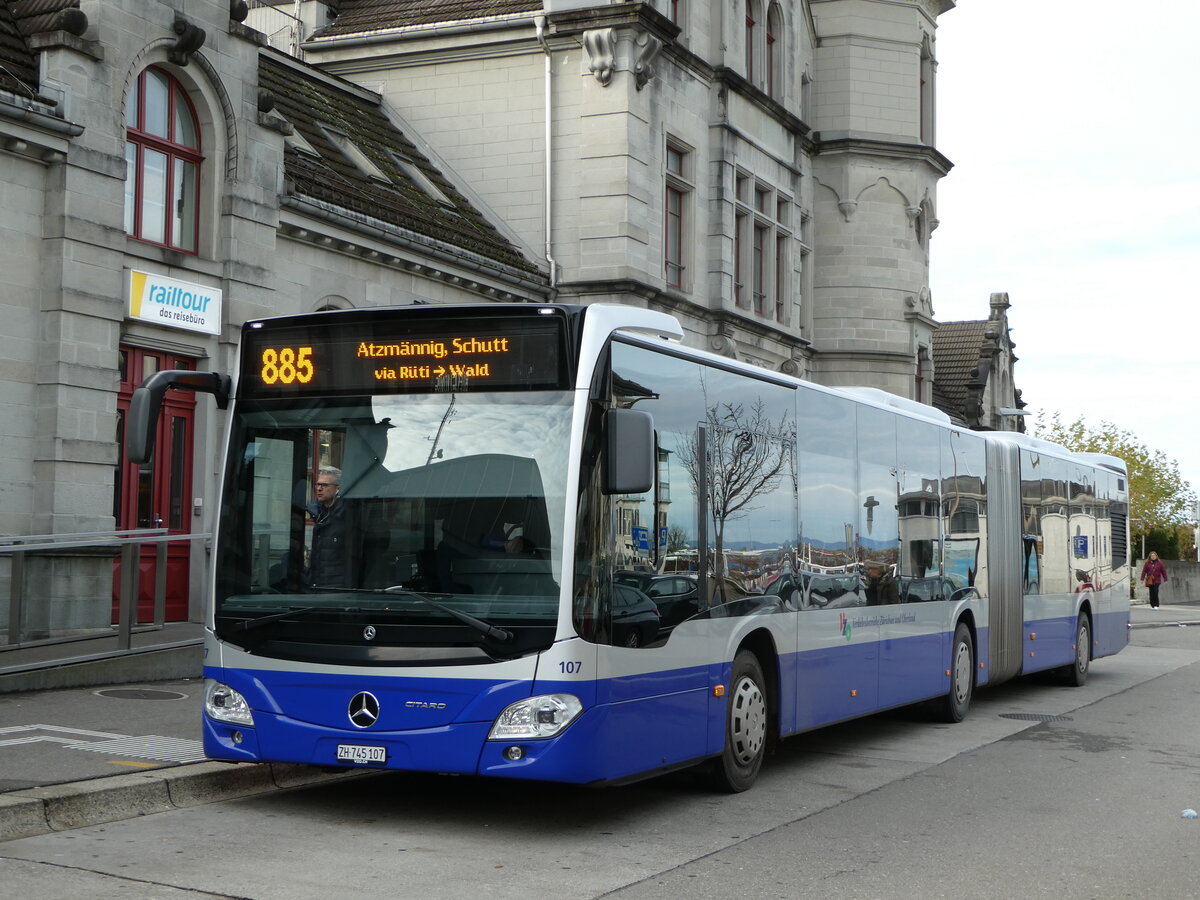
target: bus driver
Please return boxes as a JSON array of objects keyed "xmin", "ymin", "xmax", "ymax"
[{"xmin": 306, "ymin": 466, "xmax": 347, "ymax": 588}]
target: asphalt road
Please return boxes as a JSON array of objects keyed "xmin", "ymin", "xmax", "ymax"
[{"xmin": 2, "ymin": 620, "xmax": 1199, "ymax": 899}]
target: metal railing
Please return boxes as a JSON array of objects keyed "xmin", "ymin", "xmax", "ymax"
[
  {"xmin": 245, "ymin": 1, "xmax": 303, "ymax": 55},
  {"xmin": 0, "ymin": 529, "xmax": 210, "ymax": 652}
]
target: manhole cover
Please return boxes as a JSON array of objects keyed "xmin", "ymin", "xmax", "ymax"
[
  {"xmin": 999, "ymin": 712, "xmax": 1072, "ymax": 722},
  {"xmin": 94, "ymin": 689, "xmax": 189, "ymax": 701}
]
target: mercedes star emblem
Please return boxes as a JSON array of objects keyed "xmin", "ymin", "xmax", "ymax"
[
  {"xmin": 363, "ymin": 625, "xmax": 377, "ymax": 641},
  {"xmin": 348, "ymin": 691, "xmax": 380, "ymax": 728}
]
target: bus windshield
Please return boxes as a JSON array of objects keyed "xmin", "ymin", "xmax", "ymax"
[{"xmin": 213, "ymin": 390, "xmax": 573, "ymax": 661}]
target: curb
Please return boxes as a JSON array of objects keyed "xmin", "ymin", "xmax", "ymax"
[
  {"xmin": 1130, "ymin": 618, "xmax": 1200, "ymax": 629},
  {"xmin": 0, "ymin": 760, "xmax": 374, "ymax": 843},
  {"xmin": 0, "ymin": 642, "xmax": 202, "ymax": 695}
]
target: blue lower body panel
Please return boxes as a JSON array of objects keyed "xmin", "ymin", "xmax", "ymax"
[
  {"xmin": 202, "ymin": 664, "xmax": 529, "ymax": 774},
  {"xmin": 203, "ymin": 664, "xmax": 716, "ymax": 784},
  {"xmin": 479, "ymin": 695, "xmax": 709, "ymax": 783},
  {"xmin": 1094, "ymin": 607, "xmax": 1131, "ymax": 658},
  {"xmin": 1022, "ymin": 614, "xmax": 1076, "ymax": 673},
  {"xmin": 204, "ymin": 710, "xmax": 493, "ymax": 774}
]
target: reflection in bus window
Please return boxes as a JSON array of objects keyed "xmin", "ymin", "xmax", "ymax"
[
  {"xmin": 942, "ymin": 430, "xmax": 987, "ymax": 597},
  {"xmin": 857, "ymin": 405, "xmax": 898, "ymax": 605},
  {"xmin": 576, "ymin": 343, "xmax": 796, "ymax": 647},
  {"xmin": 898, "ymin": 417, "xmax": 942, "ymax": 602},
  {"xmin": 221, "ymin": 393, "xmax": 570, "ymax": 643},
  {"xmin": 797, "ymin": 391, "xmax": 857, "ymax": 610}
]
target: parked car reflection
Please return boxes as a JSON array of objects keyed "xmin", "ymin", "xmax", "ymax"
[
  {"xmin": 801, "ymin": 572, "xmax": 865, "ymax": 609},
  {"xmin": 762, "ymin": 571, "xmax": 802, "ymax": 608},
  {"xmin": 611, "ymin": 582, "xmax": 660, "ymax": 647},
  {"xmin": 899, "ymin": 575, "xmax": 956, "ymax": 603},
  {"xmin": 615, "ymin": 571, "xmax": 700, "ymax": 631}
]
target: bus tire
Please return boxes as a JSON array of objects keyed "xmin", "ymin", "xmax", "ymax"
[
  {"xmin": 939, "ymin": 622, "xmax": 974, "ymax": 723},
  {"xmin": 1062, "ymin": 614, "xmax": 1091, "ymax": 687},
  {"xmin": 708, "ymin": 650, "xmax": 768, "ymax": 793}
]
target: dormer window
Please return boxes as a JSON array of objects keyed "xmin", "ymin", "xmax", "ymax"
[
  {"xmin": 317, "ymin": 123, "xmax": 390, "ymax": 183},
  {"xmin": 284, "ymin": 126, "xmax": 320, "ymax": 158},
  {"xmin": 386, "ymin": 150, "xmax": 456, "ymax": 209},
  {"xmin": 124, "ymin": 66, "xmax": 202, "ymax": 253}
]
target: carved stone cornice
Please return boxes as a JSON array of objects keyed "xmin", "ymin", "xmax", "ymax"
[
  {"xmin": 918, "ymin": 0, "xmax": 957, "ymax": 18},
  {"xmin": 713, "ymin": 67, "xmax": 810, "ymax": 138},
  {"xmin": 810, "ymin": 0, "xmax": 955, "ymax": 19},
  {"xmin": 632, "ymin": 31, "xmax": 661, "ymax": 90},
  {"xmin": 548, "ymin": 2, "xmax": 679, "ymax": 45},
  {"xmin": 169, "ymin": 14, "xmax": 207, "ymax": 67},
  {"xmin": 582, "ymin": 28, "xmax": 615, "ymax": 86},
  {"xmin": 813, "ymin": 133, "xmax": 953, "ymax": 176},
  {"xmin": 579, "ymin": 9, "xmax": 665, "ymax": 91},
  {"xmin": 28, "ymin": 30, "xmax": 102, "ymax": 61}
]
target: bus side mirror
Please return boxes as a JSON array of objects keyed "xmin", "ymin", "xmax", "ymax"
[
  {"xmin": 127, "ymin": 370, "xmax": 231, "ymax": 464},
  {"xmin": 602, "ymin": 408, "xmax": 654, "ymax": 495}
]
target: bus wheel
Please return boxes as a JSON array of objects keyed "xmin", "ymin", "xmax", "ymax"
[
  {"xmin": 709, "ymin": 650, "xmax": 768, "ymax": 792},
  {"xmin": 939, "ymin": 622, "xmax": 974, "ymax": 723},
  {"xmin": 1062, "ymin": 614, "xmax": 1091, "ymax": 687}
]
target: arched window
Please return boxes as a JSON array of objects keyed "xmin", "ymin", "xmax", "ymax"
[
  {"xmin": 767, "ymin": 4, "xmax": 783, "ymax": 100},
  {"xmin": 124, "ymin": 66, "xmax": 202, "ymax": 253},
  {"xmin": 745, "ymin": 0, "xmax": 759, "ymax": 84}
]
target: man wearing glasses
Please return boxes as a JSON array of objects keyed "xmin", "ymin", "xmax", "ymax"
[{"xmin": 307, "ymin": 466, "xmax": 347, "ymax": 588}]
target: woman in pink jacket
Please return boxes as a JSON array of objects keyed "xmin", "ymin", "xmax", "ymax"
[{"xmin": 1141, "ymin": 551, "xmax": 1169, "ymax": 609}]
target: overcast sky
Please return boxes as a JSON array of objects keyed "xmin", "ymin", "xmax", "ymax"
[{"xmin": 927, "ymin": 1, "xmax": 1200, "ymax": 494}]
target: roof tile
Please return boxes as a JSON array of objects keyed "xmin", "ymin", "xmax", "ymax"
[
  {"xmin": 0, "ymin": 1, "xmax": 39, "ymax": 94},
  {"xmin": 932, "ymin": 320, "xmax": 987, "ymax": 420}
]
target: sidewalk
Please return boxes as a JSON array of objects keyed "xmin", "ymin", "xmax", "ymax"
[
  {"xmin": 1127, "ymin": 599, "xmax": 1200, "ymax": 629},
  {"xmin": 3, "ymin": 602, "xmax": 1198, "ymax": 844},
  {"xmin": 0, "ymin": 668, "xmax": 371, "ymax": 843}
]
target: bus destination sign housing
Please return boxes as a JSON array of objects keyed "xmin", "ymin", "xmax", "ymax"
[{"xmin": 239, "ymin": 310, "xmax": 571, "ymax": 398}]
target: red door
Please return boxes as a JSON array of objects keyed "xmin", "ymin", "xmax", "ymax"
[{"xmin": 114, "ymin": 346, "xmax": 197, "ymax": 622}]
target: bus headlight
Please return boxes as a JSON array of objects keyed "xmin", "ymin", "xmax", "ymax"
[
  {"xmin": 204, "ymin": 679, "xmax": 254, "ymax": 726},
  {"xmin": 489, "ymin": 693, "xmax": 582, "ymax": 740}
]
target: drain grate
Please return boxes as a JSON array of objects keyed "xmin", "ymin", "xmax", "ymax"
[
  {"xmin": 1000, "ymin": 712, "xmax": 1073, "ymax": 722},
  {"xmin": 94, "ymin": 689, "xmax": 188, "ymax": 701}
]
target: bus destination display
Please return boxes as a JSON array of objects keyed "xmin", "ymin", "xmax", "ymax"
[{"xmin": 242, "ymin": 318, "xmax": 567, "ymax": 397}]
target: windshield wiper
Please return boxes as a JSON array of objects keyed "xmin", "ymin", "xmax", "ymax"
[
  {"xmin": 231, "ymin": 606, "xmax": 326, "ymax": 633},
  {"xmin": 230, "ymin": 589, "xmax": 513, "ymax": 643},
  {"xmin": 382, "ymin": 586, "xmax": 513, "ymax": 643}
]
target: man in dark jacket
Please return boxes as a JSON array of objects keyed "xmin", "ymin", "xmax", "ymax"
[{"xmin": 307, "ymin": 466, "xmax": 348, "ymax": 588}]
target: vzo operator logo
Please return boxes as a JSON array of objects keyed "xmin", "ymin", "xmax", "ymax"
[{"xmin": 839, "ymin": 613, "xmax": 852, "ymax": 642}]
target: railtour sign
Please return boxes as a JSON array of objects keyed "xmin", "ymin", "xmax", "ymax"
[{"xmin": 128, "ymin": 269, "xmax": 222, "ymax": 335}]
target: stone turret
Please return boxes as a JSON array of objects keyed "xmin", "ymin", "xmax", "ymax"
[{"xmin": 807, "ymin": 0, "xmax": 955, "ymax": 399}]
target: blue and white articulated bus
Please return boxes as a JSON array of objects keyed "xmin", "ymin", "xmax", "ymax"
[{"xmin": 128, "ymin": 304, "xmax": 1130, "ymax": 792}]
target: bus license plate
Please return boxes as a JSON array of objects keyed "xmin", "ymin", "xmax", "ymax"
[{"xmin": 336, "ymin": 743, "xmax": 387, "ymax": 765}]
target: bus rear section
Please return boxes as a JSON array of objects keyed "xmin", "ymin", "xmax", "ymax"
[{"xmin": 980, "ymin": 435, "xmax": 1131, "ymax": 687}]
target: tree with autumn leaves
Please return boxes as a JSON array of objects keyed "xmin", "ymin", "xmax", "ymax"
[{"xmin": 1035, "ymin": 413, "xmax": 1197, "ymax": 559}]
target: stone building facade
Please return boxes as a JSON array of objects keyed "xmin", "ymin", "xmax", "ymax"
[
  {"xmin": 1, "ymin": 0, "xmax": 1014, "ymax": 636},
  {"xmin": 303, "ymin": 0, "xmax": 952, "ymax": 387},
  {"xmin": 0, "ymin": 0, "xmax": 546, "ymax": 632}
]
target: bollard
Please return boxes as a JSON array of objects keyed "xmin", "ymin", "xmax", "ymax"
[
  {"xmin": 6, "ymin": 546, "xmax": 25, "ymax": 645},
  {"xmin": 117, "ymin": 542, "xmax": 139, "ymax": 650}
]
